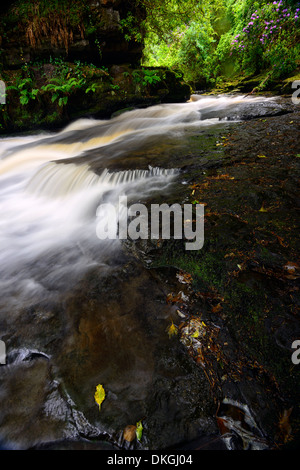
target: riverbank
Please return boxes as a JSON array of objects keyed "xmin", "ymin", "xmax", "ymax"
[
  {"xmin": 0, "ymin": 62, "xmax": 191, "ymax": 135},
  {"xmin": 146, "ymin": 97, "xmax": 300, "ymax": 449},
  {"xmin": 201, "ymin": 68, "xmax": 300, "ymax": 97}
]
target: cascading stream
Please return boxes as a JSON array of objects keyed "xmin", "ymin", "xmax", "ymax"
[{"xmin": 0, "ymin": 94, "xmax": 270, "ymax": 310}]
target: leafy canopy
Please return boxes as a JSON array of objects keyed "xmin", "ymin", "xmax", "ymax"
[{"xmin": 133, "ymin": 0, "xmax": 300, "ymax": 86}]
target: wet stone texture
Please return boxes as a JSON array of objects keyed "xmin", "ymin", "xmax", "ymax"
[
  {"xmin": 0, "ymin": 258, "xmax": 220, "ymax": 450},
  {"xmin": 148, "ymin": 98, "xmax": 300, "ymax": 450}
]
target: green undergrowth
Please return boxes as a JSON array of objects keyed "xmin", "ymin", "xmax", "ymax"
[{"xmin": 0, "ymin": 59, "xmax": 188, "ymax": 133}]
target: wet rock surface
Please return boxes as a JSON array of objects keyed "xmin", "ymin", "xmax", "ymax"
[
  {"xmin": 0, "ymin": 260, "xmax": 219, "ymax": 450},
  {"xmin": 147, "ymin": 98, "xmax": 300, "ymax": 449}
]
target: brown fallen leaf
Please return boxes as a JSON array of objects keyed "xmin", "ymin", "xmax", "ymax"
[
  {"xmin": 278, "ymin": 408, "xmax": 293, "ymax": 444},
  {"xmin": 166, "ymin": 291, "xmax": 186, "ymax": 304},
  {"xmin": 210, "ymin": 174, "xmax": 235, "ymax": 180},
  {"xmin": 283, "ymin": 262, "xmax": 299, "ymax": 273},
  {"xmin": 176, "ymin": 271, "xmax": 193, "ymax": 284},
  {"xmin": 283, "ymin": 262, "xmax": 300, "ymax": 279},
  {"xmin": 123, "ymin": 425, "xmax": 137, "ymax": 442},
  {"xmin": 216, "ymin": 416, "xmax": 230, "ymax": 435},
  {"xmin": 211, "ymin": 303, "xmax": 222, "ymax": 314}
]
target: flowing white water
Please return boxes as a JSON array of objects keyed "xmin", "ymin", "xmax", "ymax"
[{"xmin": 0, "ymin": 94, "xmax": 269, "ymax": 310}]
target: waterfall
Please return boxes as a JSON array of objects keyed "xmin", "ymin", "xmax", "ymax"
[
  {"xmin": 0, "ymin": 94, "xmax": 270, "ymax": 308},
  {"xmin": 26, "ymin": 162, "xmax": 178, "ymax": 198}
]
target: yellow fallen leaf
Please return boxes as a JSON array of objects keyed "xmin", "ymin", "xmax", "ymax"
[
  {"xmin": 258, "ymin": 155, "xmax": 267, "ymax": 158},
  {"xmin": 167, "ymin": 321, "xmax": 178, "ymax": 338},
  {"xmin": 259, "ymin": 204, "xmax": 268, "ymax": 212},
  {"xmin": 94, "ymin": 384, "xmax": 105, "ymax": 411}
]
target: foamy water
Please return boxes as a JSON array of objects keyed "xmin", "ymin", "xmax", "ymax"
[{"xmin": 0, "ymin": 94, "xmax": 268, "ymax": 309}]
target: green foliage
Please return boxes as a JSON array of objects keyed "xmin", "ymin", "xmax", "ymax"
[
  {"xmin": 142, "ymin": 0, "xmax": 299, "ymax": 86},
  {"xmin": 42, "ymin": 76, "xmax": 85, "ymax": 106},
  {"xmin": 142, "ymin": 0, "xmax": 226, "ymax": 84},
  {"xmin": 230, "ymin": 0, "xmax": 300, "ymax": 79},
  {"xmin": 6, "ymin": 64, "xmax": 40, "ymax": 106},
  {"xmin": 8, "ymin": 77, "xmax": 39, "ymax": 106},
  {"xmin": 177, "ymin": 21, "xmax": 216, "ymax": 83},
  {"xmin": 3, "ymin": 0, "xmax": 300, "ymax": 103},
  {"xmin": 5, "ymin": 59, "xmax": 102, "ymax": 110},
  {"xmin": 119, "ymin": 12, "xmax": 144, "ymax": 43},
  {"xmin": 132, "ymin": 69, "xmax": 162, "ymax": 87},
  {"xmin": 85, "ymin": 83, "xmax": 99, "ymax": 94}
]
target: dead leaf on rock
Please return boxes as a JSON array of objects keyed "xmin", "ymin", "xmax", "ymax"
[
  {"xmin": 210, "ymin": 174, "xmax": 235, "ymax": 180},
  {"xmin": 284, "ymin": 262, "xmax": 299, "ymax": 273},
  {"xmin": 259, "ymin": 203, "xmax": 269, "ymax": 212},
  {"xmin": 278, "ymin": 408, "xmax": 293, "ymax": 444},
  {"xmin": 283, "ymin": 262, "xmax": 300, "ymax": 279},
  {"xmin": 167, "ymin": 320, "xmax": 178, "ymax": 338},
  {"xmin": 176, "ymin": 271, "xmax": 193, "ymax": 284},
  {"xmin": 94, "ymin": 384, "xmax": 105, "ymax": 411},
  {"xmin": 166, "ymin": 291, "xmax": 188, "ymax": 304},
  {"xmin": 123, "ymin": 425, "xmax": 137, "ymax": 442},
  {"xmin": 211, "ymin": 303, "xmax": 223, "ymax": 314},
  {"xmin": 217, "ymin": 416, "xmax": 230, "ymax": 435}
]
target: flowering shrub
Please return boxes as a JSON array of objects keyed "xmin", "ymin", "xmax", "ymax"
[{"xmin": 231, "ymin": 1, "xmax": 300, "ymax": 78}]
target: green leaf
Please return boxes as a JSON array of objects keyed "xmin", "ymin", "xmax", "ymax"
[
  {"xmin": 136, "ymin": 420, "xmax": 143, "ymax": 441},
  {"xmin": 18, "ymin": 78, "xmax": 32, "ymax": 89},
  {"xmin": 58, "ymin": 96, "xmax": 68, "ymax": 106},
  {"xmin": 86, "ymin": 84, "xmax": 97, "ymax": 94},
  {"xmin": 20, "ymin": 94, "xmax": 29, "ymax": 105},
  {"xmin": 191, "ymin": 329, "xmax": 199, "ymax": 338},
  {"xmin": 94, "ymin": 384, "xmax": 106, "ymax": 411}
]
